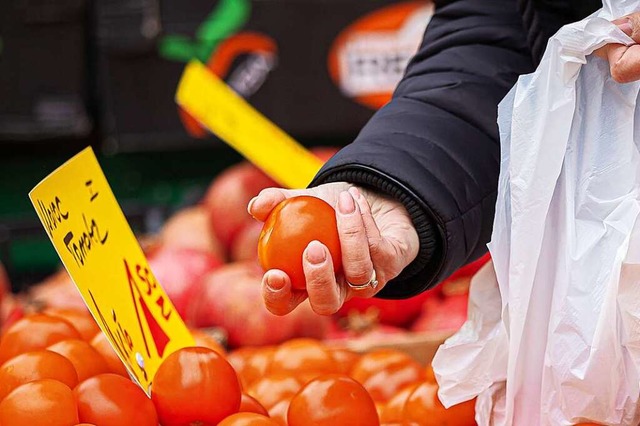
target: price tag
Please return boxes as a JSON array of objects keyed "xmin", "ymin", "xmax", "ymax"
[
  {"xmin": 29, "ymin": 147, "xmax": 194, "ymax": 393},
  {"xmin": 176, "ymin": 60, "xmax": 324, "ymax": 189}
]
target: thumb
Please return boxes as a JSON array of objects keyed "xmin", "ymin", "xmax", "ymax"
[{"xmin": 613, "ymin": 13, "xmax": 640, "ymax": 43}]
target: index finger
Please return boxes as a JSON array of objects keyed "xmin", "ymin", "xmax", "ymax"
[{"xmin": 248, "ymin": 188, "xmax": 309, "ymax": 222}]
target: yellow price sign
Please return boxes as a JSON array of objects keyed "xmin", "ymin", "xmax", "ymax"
[
  {"xmin": 176, "ymin": 61, "xmax": 324, "ymax": 189},
  {"xmin": 29, "ymin": 147, "xmax": 194, "ymax": 393}
]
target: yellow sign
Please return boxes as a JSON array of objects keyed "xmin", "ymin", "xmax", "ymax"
[
  {"xmin": 176, "ymin": 61, "xmax": 324, "ymax": 189},
  {"xmin": 29, "ymin": 147, "xmax": 194, "ymax": 393}
]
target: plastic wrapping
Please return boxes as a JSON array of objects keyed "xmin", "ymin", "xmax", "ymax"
[{"xmin": 432, "ymin": 2, "xmax": 640, "ymax": 424}]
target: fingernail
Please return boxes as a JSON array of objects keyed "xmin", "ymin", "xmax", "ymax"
[
  {"xmin": 266, "ymin": 273, "xmax": 285, "ymax": 291},
  {"xmin": 247, "ymin": 197, "xmax": 257, "ymax": 215},
  {"xmin": 306, "ymin": 241, "xmax": 326, "ymax": 265},
  {"xmin": 338, "ymin": 191, "xmax": 356, "ymax": 215}
]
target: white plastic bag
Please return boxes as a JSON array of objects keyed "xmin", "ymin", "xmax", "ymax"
[{"xmin": 432, "ymin": 2, "xmax": 640, "ymax": 424}]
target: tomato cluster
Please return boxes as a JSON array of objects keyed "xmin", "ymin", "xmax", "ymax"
[{"xmin": 0, "ymin": 309, "xmax": 479, "ymax": 426}]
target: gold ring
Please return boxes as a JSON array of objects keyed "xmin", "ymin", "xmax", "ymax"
[{"xmin": 346, "ymin": 270, "xmax": 378, "ymax": 291}]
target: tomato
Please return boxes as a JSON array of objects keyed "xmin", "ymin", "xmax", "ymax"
[
  {"xmin": 44, "ymin": 308, "xmax": 100, "ymax": 341},
  {"xmin": 247, "ymin": 373, "xmax": 303, "ymax": 410},
  {"xmin": 47, "ymin": 339, "xmax": 110, "ymax": 382},
  {"xmin": 403, "ymin": 381, "xmax": 476, "ymax": 426},
  {"xmin": 379, "ymin": 384, "xmax": 419, "ymax": 423},
  {"xmin": 74, "ymin": 373, "xmax": 157, "ymax": 426},
  {"xmin": 228, "ymin": 346, "xmax": 275, "ymax": 389},
  {"xmin": 0, "ymin": 314, "xmax": 81, "ymax": 364},
  {"xmin": 269, "ymin": 338, "xmax": 337, "ymax": 378},
  {"xmin": 191, "ymin": 328, "xmax": 226, "ymax": 355},
  {"xmin": 350, "ymin": 349, "xmax": 426, "ymax": 402},
  {"xmin": 240, "ymin": 393, "xmax": 269, "ymax": 416},
  {"xmin": 90, "ymin": 332, "xmax": 129, "ymax": 378},
  {"xmin": 218, "ymin": 413, "xmax": 280, "ymax": 426},
  {"xmin": 0, "ymin": 379, "xmax": 79, "ymax": 426},
  {"xmin": 258, "ymin": 196, "xmax": 342, "ymax": 290},
  {"xmin": 0, "ymin": 350, "xmax": 78, "ymax": 401},
  {"xmin": 267, "ymin": 397, "xmax": 291, "ymax": 426},
  {"xmin": 425, "ymin": 364, "xmax": 437, "ymax": 383},
  {"xmin": 327, "ymin": 347, "xmax": 360, "ymax": 375},
  {"xmin": 288, "ymin": 374, "xmax": 379, "ymax": 426},
  {"xmin": 151, "ymin": 347, "xmax": 241, "ymax": 426}
]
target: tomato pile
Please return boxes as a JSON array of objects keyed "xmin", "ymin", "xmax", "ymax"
[
  {"xmin": 0, "ymin": 307, "xmax": 478, "ymax": 426},
  {"xmin": 0, "ymin": 149, "xmax": 493, "ymax": 425},
  {"xmin": 0, "ymin": 150, "xmax": 487, "ymax": 352}
]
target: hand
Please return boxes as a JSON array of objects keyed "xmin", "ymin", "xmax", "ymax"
[
  {"xmin": 596, "ymin": 13, "xmax": 640, "ymax": 83},
  {"xmin": 248, "ymin": 182, "xmax": 419, "ymax": 316}
]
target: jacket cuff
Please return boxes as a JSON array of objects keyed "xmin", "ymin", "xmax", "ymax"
[{"xmin": 309, "ymin": 164, "xmax": 445, "ymax": 299}]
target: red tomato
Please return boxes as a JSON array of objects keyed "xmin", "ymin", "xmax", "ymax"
[
  {"xmin": 288, "ymin": 374, "xmax": 379, "ymax": 426},
  {"xmin": 247, "ymin": 373, "xmax": 303, "ymax": 410},
  {"xmin": 258, "ymin": 196, "xmax": 342, "ymax": 289},
  {"xmin": 0, "ymin": 314, "xmax": 81, "ymax": 364},
  {"xmin": 74, "ymin": 373, "xmax": 157, "ymax": 426},
  {"xmin": 350, "ymin": 349, "xmax": 426, "ymax": 402},
  {"xmin": 89, "ymin": 332, "xmax": 129, "ymax": 378},
  {"xmin": 218, "ymin": 413, "xmax": 280, "ymax": 426},
  {"xmin": 240, "ymin": 393, "xmax": 269, "ymax": 416},
  {"xmin": 47, "ymin": 339, "xmax": 110, "ymax": 382},
  {"xmin": 269, "ymin": 338, "xmax": 337, "ymax": 377},
  {"xmin": 0, "ymin": 379, "xmax": 79, "ymax": 426},
  {"xmin": 43, "ymin": 308, "xmax": 100, "ymax": 342},
  {"xmin": 228, "ymin": 346, "xmax": 275, "ymax": 389},
  {"xmin": 151, "ymin": 347, "xmax": 241, "ymax": 426},
  {"xmin": 0, "ymin": 350, "xmax": 78, "ymax": 401},
  {"xmin": 403, "ymin": 381, "xmax": 476, "ymax": 426}
]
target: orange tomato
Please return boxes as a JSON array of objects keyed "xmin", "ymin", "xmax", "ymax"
[
  {"xmin": 288, "ymin": 374, "xmax": 379, "ymax": 426},
  {"xmin": 425, "ymin": 364, "xmax": 437, "ymax": 383},
  {"xmin": 328, "ymin": 347, "xmax": 360, "ymax": 375},
  {"xmin": 350, "ymin": 349, "xmax": 426, "ymax": 402},
  {"xmin": 269, "ymin": 338, "xmax": 337, "ymax": 377},
  {"xmin": 89, "ymin": 332, "xmax": 129, "ymax": 378},
  {"xmin": 403, "ymin": 381, "xmax": 476, "ymax": 426},
  {"xmin": 380, "ymin": 384, "xmax": 419, "ymax": 423},
  {"xmin": 151, "ymin": 347, "xmax": 241, "ymax": 426},
  {"xmin": 191, "ymin": 328, "xmax": 226, "ymax": 355},
  {"xmin": 228, "ymin": 346, "xmax": 275, "ymax": 389},
  {"xmin": 47, "ymin": 339, "xmax": 110, "ymax": 382},
  {"xmin": 44, "ymin": 308, "xmax": 100, "ymax": 341},
  {"xmin": 218, "ymin": 413, "xmax": 280, "ymax": 426},
  {"xmin": 247, "ymin": 372, "xmax": 303, "ymax": 410},
  {"xmin": 0, "ymin": 350, "xmax": 78, "ymax": 401},
  {"xmin": 240, "ymin": 393, "xmax": 269, "ymax": 416},
  {"xmin": 267, "ymin": 397, "xmax": 291, "ymax": 426},
  {"xmin": 0, "ymin": 314, "xmax": 81, "ymax": 364},
  {"xmin": 74, "ymin": 373, "xmax": 157, "ymax": 426},
  {"xmin": 258, "ymin": 196, "xmax": 342, "ymax": 290},
  {"xmin": 0, "ymin": 379, "xmax": 79, "ymax": 426}
]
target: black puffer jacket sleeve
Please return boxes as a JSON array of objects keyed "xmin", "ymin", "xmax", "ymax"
[{"xmin": 309, "ymin": 0, "xmax": 535, "ymax": 298}]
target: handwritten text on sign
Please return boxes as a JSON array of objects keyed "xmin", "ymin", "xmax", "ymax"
[{"xmin": 29, "ymin": 147, "xmax": 194, "ymax": 393}]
